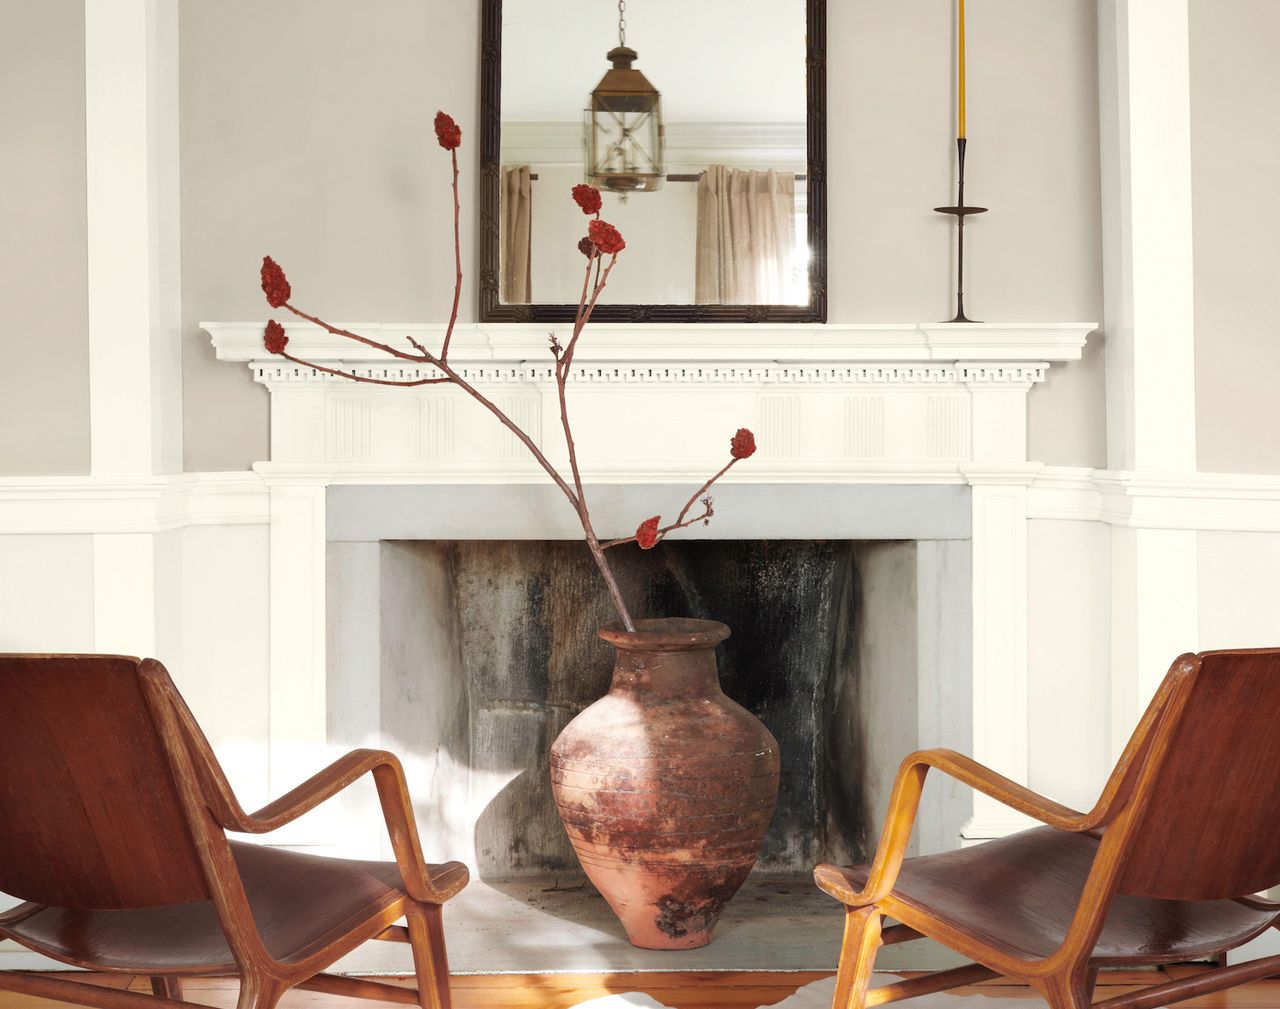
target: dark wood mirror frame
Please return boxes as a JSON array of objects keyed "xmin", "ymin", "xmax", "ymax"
[{"xmin": 478, "ymin": 0, "xmax": 827, "ymax": 323}]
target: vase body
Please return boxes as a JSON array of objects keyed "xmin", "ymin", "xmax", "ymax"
[{"xmin": 549, "ymin": 618, "xmax": 781, "ymax": 949}]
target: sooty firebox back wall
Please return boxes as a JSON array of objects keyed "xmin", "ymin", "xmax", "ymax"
[{"xmin": 449, "ymin": 539, "xmax": 872, "ymax": 877}]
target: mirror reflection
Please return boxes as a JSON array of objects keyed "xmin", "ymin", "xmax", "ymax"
[{"xmin": 499, "ymin": 0, "xmax": 809, "ymax": 307}]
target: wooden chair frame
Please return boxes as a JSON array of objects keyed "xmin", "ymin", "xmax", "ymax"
[
  {"xmin": 817, "ymin": 653, "xmax": 1280, "ymax": 1009},
  {"xmin": 0, "ymin": 658, "xmax": 469, "ymax": 1009}
]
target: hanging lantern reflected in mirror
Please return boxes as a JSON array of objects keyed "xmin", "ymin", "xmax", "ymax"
[{"xmin": 585, "ymin": 2, "xmax": 664, "ymax": 194}]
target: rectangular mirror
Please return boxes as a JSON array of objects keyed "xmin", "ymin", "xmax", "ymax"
[{"xmin": 479, "ymin": 0, "xmax": 827, "ymax": 323}]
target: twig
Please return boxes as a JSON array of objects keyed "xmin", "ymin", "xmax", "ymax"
[
  {"xmin": 674, "ymin": 459, "xmax": 735, "ymax": 528},
  {"xmin": 439, "ymin": 147, "xmax": 462, "ymax": 362},
  {"xmin": 554, "ymin": 253, "xmax": 632, "ymax": 629},
  {"xmin": 283, "ymin": 304, "xmax": 425, "ymax": 361},
  {"xmin": 278, "ymin": 352, "xmax": 449, "ymax": 387},
  {"xmin": 601, "ymin": 497, "xmax": 716, "ymax": 550},
  {"xmin": 541, "ymin": 879, "xmax": 589, "ymax": 893},
  {"xmin": 259, "ymin": 118, "xmax": 754, "ymax": 630}
]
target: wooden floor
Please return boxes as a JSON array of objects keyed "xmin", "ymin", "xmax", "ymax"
[{"xmin": 2, "ymin": 969, "xmax": 1278, "ymax": 1009}]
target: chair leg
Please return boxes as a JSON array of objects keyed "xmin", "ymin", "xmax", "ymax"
[
  {"xmin": 149, "ymin": 979, "xmax": 183, "ymax": 1000},
  {"xmin": 831, "ymin": 906, "xmax": 883, "ymax": 1009},
  {"xmin": 235, "ymin": 974, "xmax": 286, "ymax": 1009},
  {"xmin": 406, "ymin": 903, "xmax": 453, "ymax": 1009},
  {"xmin": 1039, "ymin": 968, "xmax": 1095, "ymax": 1009}
]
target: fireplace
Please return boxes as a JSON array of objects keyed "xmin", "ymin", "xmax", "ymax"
[
  {"xmin": 328, "ymin": 536, "xmax": 969, "ymax": 881},
  {"xmin": 206, "ymin": 318, "xmax": 1093, "ymax": 971}
]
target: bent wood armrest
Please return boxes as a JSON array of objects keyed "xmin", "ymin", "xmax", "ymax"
[
  {"xmin": 243, "ymin": 748, "xmax": 395, "ymax": 830},
  {"xmin": 207, "ymin": 747, "xmax": 468, "ymax": 905},
  {"xmin": 912, "ymin": 749, "xmax": 1097, "ymax": 831},
  {"xmin": 159, "ymin": 673, "xmax": 469, "ymax": 905},
  {"xmin": 816, "ymin": 748, "xmax": 1109, "ymax": 907}
]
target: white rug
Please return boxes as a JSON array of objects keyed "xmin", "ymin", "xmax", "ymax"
[{"xmin": 568, "ymin": 971, "xmax": 1045, "ymax": 1009}]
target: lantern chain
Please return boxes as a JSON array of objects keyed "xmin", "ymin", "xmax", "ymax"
[{"xmin": 617, "ymin": 0, "xmax": 626, "ymax": 47}]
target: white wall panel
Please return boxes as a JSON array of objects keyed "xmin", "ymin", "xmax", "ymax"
[
  {"xmin": 1027, "ymin": 519, "xmax": 1111, "ymax": 810},
  {"xmin": 0, "ymin": 535, "xmax": 95, "ymax": 651}
]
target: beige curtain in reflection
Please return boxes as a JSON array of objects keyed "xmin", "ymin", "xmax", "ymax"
[
  {"xmin": 502, "ymin": 166, "xmax": 532, "ymax": 302},
  {"xmin": 695, "ymin": 166, "xmax": 796, "ymax": 304}
]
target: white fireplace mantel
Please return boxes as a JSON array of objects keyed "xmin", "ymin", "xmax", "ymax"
[
  {"xmin": 207, "ymin": 321, "xmax": 1093, "ymax": 479},
  {"xmin": 204, "ymin": 319, "xmax": 1094, "ymax": 846}
]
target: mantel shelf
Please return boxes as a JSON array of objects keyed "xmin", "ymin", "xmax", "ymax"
[{"xmin": 204, "ymin": 321, "xmax": 1096, "ymax": 365}]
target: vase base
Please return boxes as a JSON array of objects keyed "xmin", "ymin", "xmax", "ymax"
[{"xmin": 622, "ymin": 921, "xmax": 718, "ymax": 951}]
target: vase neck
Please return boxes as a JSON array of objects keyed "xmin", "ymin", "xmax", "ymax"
[{"xmin": 609, "ymin": 644, "xmax": 723, "ymax": 699}]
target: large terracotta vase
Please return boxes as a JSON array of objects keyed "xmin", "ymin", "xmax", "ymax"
[{"xmin": 549, "ymin": 617, "xmax": 781, "ymax": 949}]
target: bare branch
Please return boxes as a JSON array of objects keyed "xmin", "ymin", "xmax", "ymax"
[
  {"xmin": 439, "ymin": 147, "xmax": 463, "ymax": 362},
  {"xmin": 600, "ymin": 499, "xmax": 717, "ymax": 551},
  {"xmin": 283, "ymin": 304, "xmax": 424, "ymax": 361},
  {"xmin": 277, "ymin": 352, "xmax": 450, "ymax": 386},
  {"xmin": 564, "ymin": 254, "xmax": 617, "ymax": 371},
  {"xmin": 599, "ymin": 454, "xmax": 742, "ymax": 551}
]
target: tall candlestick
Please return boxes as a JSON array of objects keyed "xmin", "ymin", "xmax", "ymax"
[
  {"xmin": 935, "ymin": 0, "xmax": 986, "ymax": 324},
  {"xmin": 958, "ymin": 0, "xmax": 967, "ymax": 139}
]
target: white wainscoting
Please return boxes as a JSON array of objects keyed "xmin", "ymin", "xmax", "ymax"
[{"xmin": 4, "ymin": 465, "xmax": 1280, "ymax": 968}]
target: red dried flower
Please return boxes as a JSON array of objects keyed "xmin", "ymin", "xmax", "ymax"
[
  {"xmin": 263, "ymin": 319, "xmax": 288, "ymax": 355},
  {"xmin": 577, "ymin": 236, "xmax": 597, "ymax": 259},
  {"xmin": 572, "ymin": 184, "xmax": 602, "ymax": 215},
  {"xmin": 588, "ymin": 219, "xmax": 625, "ymax": 255},
  {"xmin": 434, "ymin": 111, "xmax": 461, "ymax": 150},
  {"xmin": 261, "ymin": 256, "xmax": 291, "ymax": 308},
  {"xmin": 730, "ymin": 428, "xmax": 756, "ymax": 460},
  {"xmin": 636, "ymin": 516, "xmax": 661, "ymax": 550}
]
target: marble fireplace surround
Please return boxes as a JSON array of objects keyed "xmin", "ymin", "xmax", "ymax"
[{"xmin": 206, "ymin": 320, "xmax": 1095, "ymax": 852}]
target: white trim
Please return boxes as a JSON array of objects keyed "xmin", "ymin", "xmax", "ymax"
[
  {"xmin": 1026, "ymin": 468, "xmax": 1280, "ymax": 532},
  {"xmin": 8, "ymin": 466, "xmax": 1277, "ymax": 538},
  {"xmin": 85, "ymin": 0, "xmax": 182, "ymax": 476},
  {"xmin": 1098, "ymin": 0, "xmax": 1196, "ymax": 472},
  {"xmin": 203, "ymin": 321, "xmax": 1097, "ymax": 365},
  {"xmin": 963, "ymin": 476, "xmax": 1033, "ymax": 841},
  {"xmin": 0, "ymin": 473, "xmax": 269, "ymax": 535}
]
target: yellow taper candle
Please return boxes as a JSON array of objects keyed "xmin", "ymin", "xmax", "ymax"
[{"xmin": 958, "ymin": 0, "xmax": 967, "ymax": 138}]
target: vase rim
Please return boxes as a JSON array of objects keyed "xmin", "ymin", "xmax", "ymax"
[{"xmin": 598, "ymin": 617, "xmax": 731, "ymax": 651}]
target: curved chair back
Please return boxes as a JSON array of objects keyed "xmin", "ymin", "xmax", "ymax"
[
  {"xmin": 0, "ymin": 654, "xmax": 212, "ymax": 910},
  {"xmin": 1119, "ymin": 648, "xmax": 1280, "ymax": 900}
]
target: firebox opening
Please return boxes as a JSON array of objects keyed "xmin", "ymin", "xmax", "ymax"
[{"xmin": 332, "ymin": 540, "xmax": 942, "ymax": 880}]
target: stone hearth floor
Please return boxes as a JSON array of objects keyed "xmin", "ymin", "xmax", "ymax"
[{"xmin": 330, "ymin": 875, "xmax": 965, "ymax": 975}]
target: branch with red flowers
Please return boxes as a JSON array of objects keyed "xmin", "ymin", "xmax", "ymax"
[
  {"xmin": 255, "ymin": 111, "xmax": 756, "ymax": 631},
  {"xmin": 601, "ymin": 430, "xmax": 756, "ymax": 551}
]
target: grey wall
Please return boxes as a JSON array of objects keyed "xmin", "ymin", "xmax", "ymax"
[
  {"xmin": 179, "ymin": 0, "xmax": 480, "ymax": 470},
  {"xmin": 1190, "ymin": 0, "xmax": 1280, "ymax": 474},
  {"xmin": 0, "ymin": 0, "xmax": 89, "ymax": 475},
  {"xmin": 832, "ymin": 0, "xmax": 1105, "ymax": 467},
  {"xmin": 180, "ymin": 0, "xmax": 1106, "ymax": 471}
]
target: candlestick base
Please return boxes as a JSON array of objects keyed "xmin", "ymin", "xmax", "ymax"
[
  {"xmin": 933, "ymin": 136, "xmax": 988, "ymax": 324},
  {"xmin": 945, "ymin": 295, "xmax": 979, "ymax": 325}
]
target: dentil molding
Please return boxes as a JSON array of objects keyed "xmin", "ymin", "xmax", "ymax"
[{"xmin": 249, "ymin": 360, "xmax": 1052, "ymax": 389}]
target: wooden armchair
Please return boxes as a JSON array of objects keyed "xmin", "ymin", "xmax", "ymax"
[
  {"xmin": 0, "ymin": 655, "xmax": 469, "ymax": 1009},
  {"xmin": 816, "ymin": 648, "xmax": 1280, "ymax": 1009}
]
